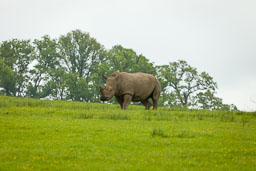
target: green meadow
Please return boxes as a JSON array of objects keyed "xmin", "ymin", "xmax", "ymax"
[{"xmin": 0, "ymin": 96, "xmax": 256, "ymax": 170}]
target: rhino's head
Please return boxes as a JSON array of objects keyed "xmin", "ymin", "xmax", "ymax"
[{"xmin": 99, "ymin": 74, "xmax": 118, "ymax": 101}]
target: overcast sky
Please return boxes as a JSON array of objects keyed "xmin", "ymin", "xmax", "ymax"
[{"xmin": 1, "ymin": 0, "xmax": 256, "ymax": 111}]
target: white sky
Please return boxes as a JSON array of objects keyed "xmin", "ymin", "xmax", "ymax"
[{"xmin": 1, "ymin": 0, "xmax": 256, "ymax": 111}]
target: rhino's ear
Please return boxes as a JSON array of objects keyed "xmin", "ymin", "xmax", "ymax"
[
  {"xmin": 114, "ymin": 74, "xmax": 120, "ymax": 82},
  {"xmin": 102, "ymin": 74, "xmax": 108, "ymax": 80}
]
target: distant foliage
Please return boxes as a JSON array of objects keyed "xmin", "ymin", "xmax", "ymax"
[
  {"xmin": 107, "ymin": 45, "xmax": 156, "ymax": 75},
  {"xmin": 0, "ymin": 29, "xmax": 236, "ymax": 110},
  {"xmin": 156, "ymin": 60, "xmax": 235, "ymax": 110}
]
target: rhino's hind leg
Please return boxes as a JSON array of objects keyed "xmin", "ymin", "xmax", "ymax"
[
  {"xmin": 152, "ymin": 99, "xmax": 158, "ymax": 110},
  {"xmin": 141, "ymin": 100, "xmax": 152, "ymax": 110}
]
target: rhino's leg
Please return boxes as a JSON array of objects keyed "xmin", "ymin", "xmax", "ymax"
[
  {"xmin": 141, "ymin": 100, "xmax": 152, "ymax": 110},
  {"xmin": 152, "ymin": 88, "xmax": 160, "ymax": 110},
  {"xmin": 152, "ymin": 99, "xmax": 158, "ymax": 110},
  {"xmin": 115, "ymin": 96, "xmax": 123, "ymax": 109},
  {"xmin": 122, "ymin": 94, "xmax": 132, "ymax": 110}
]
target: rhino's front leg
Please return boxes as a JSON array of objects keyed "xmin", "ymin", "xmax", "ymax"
[
  {"xmin": 122, "ymin": 94, "xmax": 132, "ymax": 110},
  {"xmin": 115, "ymin": 96, "xmax": 123, "ymax": 109}
]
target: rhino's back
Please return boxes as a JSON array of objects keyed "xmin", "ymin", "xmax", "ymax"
[{"xmin": 119, "ymin": 72, "xmax": 157, "ymax": 101}]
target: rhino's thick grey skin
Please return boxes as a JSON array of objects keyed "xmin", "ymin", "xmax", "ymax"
[{"xmin": 100, "ymin": 71, "xmax": 161, "ymax": 110}]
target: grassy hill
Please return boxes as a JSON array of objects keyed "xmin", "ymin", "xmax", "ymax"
[{"xmin": 0, "ymin": 96, "xmax": 256, "ymax": 170}]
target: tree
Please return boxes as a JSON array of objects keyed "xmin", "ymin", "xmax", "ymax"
[
  {"xmin": 88, "ymin": 57, "xmax": 111, "ymax": 102},
  {"xmin": 107, "ymin": 45, "xmax": 156, "ymax": 75},
  {"xmin": 39, "ymin": 67, "xmax": 67, "ymax": 100},
  {"xmin": 157, "ymin": 60, "xmax": 218, "ymax": 108},
  {"xmin": 0, "ymin": 59, "xmax": 16, "ymax": 95},
  {"xmin": 27, "ymin": 35, "xmax": 62, "ymax": 99},
  {"xmin": 108, "ymin": 45, "xmax": 134, "ymax": 73},
  {"xmin": 0, "ymin": 39, "xmax": 34, "ymax": 96},
  {"xmin": 192, "ymin": 90, "xmax": 224, "ymax": 110},
  {"xmin": 58, "ymin": 30, "xmax": 106, "ymax": 101},
  {"xmin": 194, "ymin": 91, "xmax": 238, "ymax": 110}
]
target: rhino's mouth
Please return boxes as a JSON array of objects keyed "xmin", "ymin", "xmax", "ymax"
[{"xmin": 100, "ymin": 96, "xmax": 110, "ymax": 101}]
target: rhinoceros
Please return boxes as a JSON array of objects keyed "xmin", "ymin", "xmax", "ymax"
[{"xmin": 99, "ymin": 71, "xmax": 161, "ymax": 110}]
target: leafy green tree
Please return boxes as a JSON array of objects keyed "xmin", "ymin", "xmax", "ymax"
[
  {"xmin": 27, "ymin": 35, "xmax": 61, "ymax": 98},
  {"xmin": 0, "ymin": 39, "xmax": 34, "ymax": 96},
  {"xmin": 107, "ymin": 45, "xmax": 156, "ymax": 74},
  {"xmin": 0, "ymin": 59, "xmax": 16, "ymax": 95},
  {"xmin": 39, "ymin": 67, "xmax": 67, "ymax": 100},
  {"xmin": 88, "ymin": 56, "xmax": 111, "ymax": 102},
  {"xmin": 157, "ymin": 60, "xmax": 218, "ymax": 108},
  {"xmin": 192, "ymin": 90, "xmax": 224, "ymax": 110},
  {"xmin": 58, "ymin": 29, "xmax": 106, "ymax": 101},
  {"xmin": 0, "ymin": 41, "xmax": 17, "ymax": 68},
  {"xmin": 193, "ymin": 90, "xmax": 238, "ymax": 110},
  {"xmin": 59, "ymin": 29, "xmax": 105, "ymax": 79},
  {"xmin": 64, "ymin": 73, "xmax": 92, "ymax": 101}
]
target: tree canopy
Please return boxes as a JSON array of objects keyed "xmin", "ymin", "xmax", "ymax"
[
  {"xmin": 157, "ymin": 60, "xmax": 219, "ymax": 108},
  {"xmin": 0, "ymin": 29, "xmax": 236, "ymax": 110}
]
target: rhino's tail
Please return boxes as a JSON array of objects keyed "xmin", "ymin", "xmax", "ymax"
[{"xmin": 152, "ymin": 81, "xmax": 161, "ymax": 101}]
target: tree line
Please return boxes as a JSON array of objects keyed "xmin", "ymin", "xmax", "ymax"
[{"xmin": 0, "ymin": 29, "xmax": 237, "ymax": 110}]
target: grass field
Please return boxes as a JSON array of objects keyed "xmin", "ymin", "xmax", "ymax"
[{"xmin": 0, "ymin": 96, "xmax": 256, "ymax": 170}]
